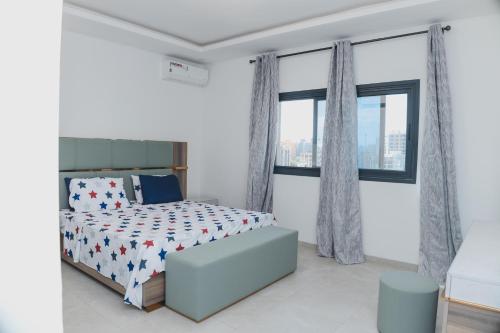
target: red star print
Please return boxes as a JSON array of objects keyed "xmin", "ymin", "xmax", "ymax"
[
  {"xmin": 143, "ymin": 240, "xmax": 154, "ymax": 248},
  {"xmin": 243, "ymin": 218, "xmax": 248, "ymax": 225},
  {"xmin": 119, "ymin": 244, "xmax": 127, "ymax": 255},
  {"xmin": 64, "ymin": 248, "xmax": 68, "ymax": 256},
  {"xmin": 75, "ymin": 226, "xmax": 79, "ymax": 234},
  {"xmin": 116, "ymin": 229, "xmax": 124, "ymax": 232},
  {"xmin": 176, "ymin": 243, "xmax": 184, "ymax": 251},
  {"xmin": 202, "ymin": 228, "xmax": 208, "ymax": 234},
  {"xmin": 89, "ymin": 190, "xmax": 97, "ymax": 199},
  {"xmin": 95, "ymin": 243, "xmax": 101, "ymax": 253},
  {"xmin": 109, "ymin": 180, "xmax": 116, "ymax": 188},
  {"xmin": 115, "ymin": 201, "xmax": 122, "ymax": 209},
  {"xmin": 150, "ymin": 270, "xmax": 159, "ymax": 278},
  {"xmin": 224, "ymin": 233, "xmax": 229, "ymax": 238}
]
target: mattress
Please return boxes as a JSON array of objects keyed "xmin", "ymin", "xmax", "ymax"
[
  {"xmin": 59, "ymin": 200, "xmax": 275, "ymax": 308},
  {"xmin": 445, "ymin": 221, "xmax": 500, "ymax": 310}
]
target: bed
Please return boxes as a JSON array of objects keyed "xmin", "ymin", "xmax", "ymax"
[{"xmin": 59, "ymin": 137, "xmax": 275, "ymax": 311}]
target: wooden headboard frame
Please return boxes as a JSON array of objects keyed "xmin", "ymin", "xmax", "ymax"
[{"xmin": 172, "ymin": 141, "xmax": 188, "ymax": 198}]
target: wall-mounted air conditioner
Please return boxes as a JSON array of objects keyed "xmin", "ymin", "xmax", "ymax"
[{"xmin": 161, "ymin": 57, "xmax": 209, "ymax": 87}]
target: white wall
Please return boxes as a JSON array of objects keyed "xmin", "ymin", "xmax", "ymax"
[
  {"xmin": 59, "ymin": 31, "xmax": 205, "ymax": 197},
  {"xmin": 0, "ymin": 1, "xmax": 63, "ymax": 332},
  {"xmin": 201, "ymin": 13, "xmax": 500, "ymax": 264},
  {"xmin": 60, "ymin": 13, "xmax": 500, "ymax": 265}
]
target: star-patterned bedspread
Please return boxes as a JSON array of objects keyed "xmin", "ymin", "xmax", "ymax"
[{"xmin": 59, "ymin": 200, "xmax": 276, "ymax": 308}]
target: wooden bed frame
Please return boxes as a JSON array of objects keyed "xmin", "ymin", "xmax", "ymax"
[
  {"xmin": 60, "ymin": 234, "xmax": 165, "ymax": 311},
  {"xmin": 59, "ymin": 139, "xmax": 188, "ymax": 312}
]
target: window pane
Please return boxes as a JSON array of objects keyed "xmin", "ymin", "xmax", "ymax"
[
  {"xmin": 316, "ymin": 100, "xmax": 326, "ymax": 166},
  {"xmin": 277, "ymin": 100, "xmax": 314, "ymax": 167},
  {"xmin": 357, "ymin": 94, "xmax": 407, "ymax": 171}
]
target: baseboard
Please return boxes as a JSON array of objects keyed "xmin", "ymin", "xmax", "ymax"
[
  {"xmin": 365, "ymin": 255, "xmax": 418, "ymax": 271},
  {"xmin": 298, "ymin": 240, "xmax": 417, "ymax": 271},
  {"xmin": 298, "ymin": 240, "xmax": 316, "ymax": 249}
]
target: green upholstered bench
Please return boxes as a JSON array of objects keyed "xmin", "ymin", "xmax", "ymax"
[
  {"xmin": 377, "ymin": 271, "xmax": 439, "ymax": 333},
  {"xmin": 164, "ymin": 226, "xmax": 298, "ymax": 321}
]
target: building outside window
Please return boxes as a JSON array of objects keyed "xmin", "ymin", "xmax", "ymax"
[{"xmin": 275, "ymin": 80, "xmax": 419, "ymax": 183}]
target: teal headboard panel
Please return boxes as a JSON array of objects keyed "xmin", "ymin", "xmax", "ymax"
[
  {"xmin": 59, "ymin": 137, "xmax": 183, "ymax": 209},
  {"xmin": 59, "ymin": 137, "xmax": 173, "ymax": 170}
]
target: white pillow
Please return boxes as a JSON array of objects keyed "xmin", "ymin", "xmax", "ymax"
[
  {"xmin": 69, "ymin": 177, "xmax": 130, "ymax": 212},
  {"xmin": 131, "ymin": 175, "xmax": 167, "ymax": 204}
]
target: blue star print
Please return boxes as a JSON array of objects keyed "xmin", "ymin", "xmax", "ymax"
[
  {"xmin": 158, "ymin": 248, "xmax": 167, "ymax": 261},
  {"xmin": 127, "ymin": 261, "xmax": 134, "ymax": 272}
]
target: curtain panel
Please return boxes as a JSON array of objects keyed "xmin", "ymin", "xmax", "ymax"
[
  {"xmin": 316, "ymin": 41, "xmax": 365, "ymax": 264},
  {"xmin": 419, "ymin": 24, "xmax": 463, "ymax": 283},
  {"xmin": 246, "ymin": 53, "xmax": 279, "ymax": 213}
]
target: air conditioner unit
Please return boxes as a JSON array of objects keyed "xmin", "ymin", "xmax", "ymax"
[{"xmin": 161, "ymin": 57, "xmax": 209, "ymax": 87}]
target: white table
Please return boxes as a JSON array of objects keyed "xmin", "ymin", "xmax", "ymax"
[{"xmin": 443, "ymin": 221, "xmax": 500, "ymax": 332}]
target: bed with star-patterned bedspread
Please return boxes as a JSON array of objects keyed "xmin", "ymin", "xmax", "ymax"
[{"xmin": 59, "ymin": 200, "xmax": 275, "ymax": 309}]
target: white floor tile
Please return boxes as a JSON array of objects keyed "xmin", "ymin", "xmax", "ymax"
[{"xmin": 62, "ymin": 244, "xmax": 429, "ymax": 333}]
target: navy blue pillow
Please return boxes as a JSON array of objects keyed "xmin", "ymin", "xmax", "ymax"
[
  {"xmin": 63, "ymin": 177, "xmax": 75, "ymax": 211},
  {"xmin": 139, "ymin": 174, "xmax": 183, "ymax": 205},
  {"xmin": 64, "ymin": 177, "xmax": 72, "ymax": 194}
]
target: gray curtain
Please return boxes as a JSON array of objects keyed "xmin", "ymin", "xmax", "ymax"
[
  {"xmin": 419, "ymin": 24, "xmax": 463, "ymax": 283},
  {"xmin": 246, "ymin": 53, "xmax": 279, "ymax": 213},
  {"xmin": 316, "ymin": 41, "xmax": 364, "ymax": 264}
]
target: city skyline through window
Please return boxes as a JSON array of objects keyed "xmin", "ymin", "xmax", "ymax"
[
  {"xmin": 277, "ymin": 93, "xmax": 408, "ymax": 171},
  {"xmin": 277, "ymin": 98, "xmax": 324, "ymax": 168},
  {"xmin": 358, "ymin": 93, "xmax": 407, "ymax": 171}
]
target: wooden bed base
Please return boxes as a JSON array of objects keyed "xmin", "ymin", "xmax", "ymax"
[
  {"xmin": 441, "ymin": 291, "xmax": 500, "ymax": 332},
  {"xmin": 60, "ymin": 234, "xmax": 165, "ymax": 311}
]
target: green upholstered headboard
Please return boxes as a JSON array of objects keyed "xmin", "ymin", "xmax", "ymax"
[{"xmin": 59, "ymin": 137, "xmax": 187, "ymax": 209}]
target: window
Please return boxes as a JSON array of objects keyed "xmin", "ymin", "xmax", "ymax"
[
  {"xmin": 275, "ymin": 80, "xmax": 419, "ymax": 183},
  {"xmin": 275, "ymin": 89, "xmax": 325, "ymax": 177}
]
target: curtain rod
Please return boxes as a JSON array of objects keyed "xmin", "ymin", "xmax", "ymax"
[{"xmin": 249, "ymin": 25, "xmax": 451, "ymax": 64}]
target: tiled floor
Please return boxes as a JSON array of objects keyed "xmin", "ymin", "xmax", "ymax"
[{"xmin": 62, "ymin": 244, "xmax": 439, "ymax": 333}]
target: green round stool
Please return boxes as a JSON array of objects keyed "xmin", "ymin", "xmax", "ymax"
[{"xmin": 377, "ymin": 271, "xmax": 439, "ymax": 333}]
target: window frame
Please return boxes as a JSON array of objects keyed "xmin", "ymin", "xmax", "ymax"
[
  {"xmin": 274, "ymin": 80, "xmax": 420, "ymax": 184},
  {"xmin": 357, "ymin": 80, "xmax": 420, "ymax": 183},
  {"xmin": 274, "ymin": 88, "xmax": 325, "ymax": 177}
]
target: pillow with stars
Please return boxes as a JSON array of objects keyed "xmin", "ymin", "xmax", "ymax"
[{"xmin": 69, "ymin": 177, "xmax": 131, "ymax": 212}]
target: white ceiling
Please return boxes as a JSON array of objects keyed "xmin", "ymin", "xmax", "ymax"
[
  {"xmin": 66, "ymin": 0, "xmax": 386, "ymax": 45},
  {"xmin": 63, "ymin": 0, "xmax": 500, "ymax": 63}
]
